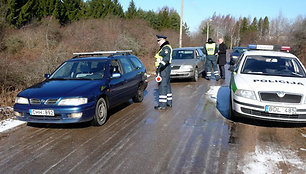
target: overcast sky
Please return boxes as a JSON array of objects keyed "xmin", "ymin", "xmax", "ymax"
[{"xmin": 118, "ymin": 0, "xmax": 306, "ymax": 33}]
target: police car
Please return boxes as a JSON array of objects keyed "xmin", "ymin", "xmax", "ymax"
[{"xmin": 229, "ymin": 45, "xmax": 306, "ymax": 123}]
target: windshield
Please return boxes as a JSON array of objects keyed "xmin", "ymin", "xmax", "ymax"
[
  {"xmin": 241, "ymin": 55, "xmax": 306, "ymax": 77},
  {"xmin": 50, "ymin": 60, "xmax": 107, "ymax": 80},
  {"xmin": 172, "ymin": 50, "xmax": 194, "ymax": 59}
]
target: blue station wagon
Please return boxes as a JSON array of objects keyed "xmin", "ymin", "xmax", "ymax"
[{"xmin": 14, "ymin": 50, "xmax": 148, "ymax": 126}]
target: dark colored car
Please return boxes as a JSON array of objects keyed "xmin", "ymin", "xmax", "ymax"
[
  {"xmin": 170, "ymin": 47, "xmax": 206, "ymax": 81},
  {"xmin": 230, "ymin": 47, "xmax": 248, "ymax": 65},
  {"xmin": 14, "ymin": 51, "xmax": 148, "ymax": 126}
]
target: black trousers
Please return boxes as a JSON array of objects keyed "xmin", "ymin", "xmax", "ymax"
[{"xmin": 219, "ymin": 65, "xmax": 225, "ymax": 78}]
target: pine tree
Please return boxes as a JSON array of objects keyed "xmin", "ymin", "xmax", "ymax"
[
  {"xmin": 53, "ymin": 0, "xmax": 66, "ymax": 24},
  {"xmin": 262, "ymin": 16, "xmax": 269, "ymax": 37},
  {"xmin": 6, "ymin": 0, "xmax": 19, "ymax": 25},
  {"xmin": 64, "ymin": 0, "xmax": 81, "ymax": 22},
  {"xmin": 250, "ymin": 17, "xmax": 257, "ymax": 31},
  {"xmin": 16, "ymin": 0, "xmax": 37, "ymax": 27},
  {"xmin": 126, "ymin": 0, "xmax": 137, "ymax": 19},
  {"xmin": 240, "ymin": 17, "xmax": 249, "ymax": 34}
]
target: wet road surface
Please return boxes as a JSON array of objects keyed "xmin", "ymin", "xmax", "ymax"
[{"xmin": 0, "ymin": 65, "xmax": 305, "ymax": 174}]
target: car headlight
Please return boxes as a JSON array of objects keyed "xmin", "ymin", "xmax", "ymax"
[
  {"xmin": 58, "ymin": 98, "xmax": 88, "ymax": 106},
  {"xmin": 235, "ymin": 89, "xmax": 257, "ymax": 100},
  {"xmin": 232, "ymin": 56, "xmax": 238, "ymax": 59},
  {"xmin": 180, "ymin": 65, "xmax": 193, "ymax": 71},
  {"xmin": 15, "ymin": 97, "xmax": 29, "ymax": 104}
]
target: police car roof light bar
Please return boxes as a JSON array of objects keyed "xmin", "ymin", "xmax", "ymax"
[
  {"xmin": 73, "ymin": 50, "xmax": 132, "ymax": 58},
  {"xmin": 248, "ymin": 44, "xmax": 288, "ymax": 52},
  {"xmin": 281, "ymin": 46, "xmax": 291, "ymax": 52}
]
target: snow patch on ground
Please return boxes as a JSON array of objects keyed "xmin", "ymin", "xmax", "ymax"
[
  {"xmin": 301, "ymin": 133, "xmax": 306, "ymax": 138},
  {"xmin": 238, "ymin": 145, "xmax": 306, "ymax": 174},
  {"xmin": 206, "ymin": 86, "xmax": 221, "ymax": 103},
  {"xmin": 0, "ymin": 118, "xmax": 25, "ymax": 133}
]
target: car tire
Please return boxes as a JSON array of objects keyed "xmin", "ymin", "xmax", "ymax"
[
  {"xmin": 201, "ymin": 70, "xmax": 206, "ymax": 78},
  {"xmin": 228, "ymin": 91, "xmax": 236, "ymax": 121},
  {"xmin": 92, "ymin": 97, "xmax": 108, "ymax": 126},
  {"xmin": 132, "ymin": 84, "xmax": 144, "ymax": 102},
  {"xmin": 193, "ymin": 68, "xmax": 198, "ymax": 82}
]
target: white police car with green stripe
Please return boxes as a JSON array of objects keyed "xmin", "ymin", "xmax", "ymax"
[{"xmin": 229, "ymin": 44, "xmax": 306, "ymax": 123}]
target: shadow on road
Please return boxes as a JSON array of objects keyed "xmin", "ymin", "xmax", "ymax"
[
  {"xmin": 26, "ymin": 99, "xmax": 136, "ymax": 129},
  {"xmin": 216, "ymin": 86, "xmax": 306, "ymax": 128}
]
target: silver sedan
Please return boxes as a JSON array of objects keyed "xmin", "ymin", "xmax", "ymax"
[{"xmin": 170, "ymin": 47, "xmax": 206, "ymax": 81}]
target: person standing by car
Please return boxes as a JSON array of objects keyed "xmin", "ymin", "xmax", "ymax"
[
  {"xmin": 154, "ymin": 34, "xmax": 173, "ymax": 110},
  {"xmin": 203, "ymin": 38, "xmax": 220, "ymax": 80},
  {"xmin": 217, "ymin": 38, "xmax": 227, "ymax": 79}
]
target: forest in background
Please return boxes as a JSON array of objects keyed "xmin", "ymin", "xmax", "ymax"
[{"xmin": 0, "ymin": 0, "xmax": 305, "ymax": 107}]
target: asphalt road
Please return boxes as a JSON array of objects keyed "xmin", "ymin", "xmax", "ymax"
[{"xmin": 0, "ymin": 65, "xmax": 305, "ymax": 174}]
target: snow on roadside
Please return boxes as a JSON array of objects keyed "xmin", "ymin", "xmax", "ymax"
[
  {"xmin": 238, "ymin": 145, "xmax": 306, "ymax": 174},
  {"xmin": 206, "ymin": 86, "xmax": 221, "ymax": 103},
  {"xmin": 0, "ymin": 118, "xmax": 25, "ymax": 133}
]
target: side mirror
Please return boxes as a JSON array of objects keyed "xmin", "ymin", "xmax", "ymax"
[
  {"xmin": 111, "ymin": 73, "xmax": 121, "ymax": 79},
  {"xmin": 44, "ymin": 74, "xmax": 50, "ymax": 79},
  {"xmin": 228, "ymin": 66, "xmax": 235, "ymax": 72}
]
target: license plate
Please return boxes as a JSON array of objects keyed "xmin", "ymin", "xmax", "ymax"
[
  {"xmin": 265, "ymin": 105, "xmax": 296, "ymax": 115},
  {"xmin": 29, "ymin": 109, "xmax": 55, "ymax": 116}
]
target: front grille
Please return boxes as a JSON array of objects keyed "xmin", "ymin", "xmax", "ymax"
[
  {"xmin": 30, "ymin": 98, "xmax": 41, "ymax": 105},
  {"xmin": 171, "ymin": 66, "xmax": 180, "ymax": 70},
  {"xmin": 45, "ymin": 99, "xmax": 58, "ymax": 105},
  {"xmin": 241, "ymin": 107, "xmax": 306, "ymax": 119},
  {"xmin": 30, "ymin": 98, "xmax": 59, "ymax": 105},
  {"xmin": 259, "ymin": 92, "xmax": 302, "ymax": 103}
]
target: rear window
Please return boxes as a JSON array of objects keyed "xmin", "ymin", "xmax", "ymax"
[
  {"xmin": 172, "ymin": 50, "xmax": 194, "ymax": 59},
  {"xmin": 241, "ymin": 55, "xmax": 306, "ymax": 77}
]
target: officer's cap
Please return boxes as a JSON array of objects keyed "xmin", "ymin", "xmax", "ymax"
[
  {"xmin": 156, "ymin": 34, "xmax": 167, "ymax": 41},
  {"xmin": 207, "ymin": 38, "xmax": 214, "ymax": 43}
]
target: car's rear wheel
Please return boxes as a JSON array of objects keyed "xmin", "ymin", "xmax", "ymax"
[
  {"xmin": 132, "ymin": 84, "xmax": 144, "ymax": 102},
  {"xmin": 92, "ymin": 97, "xmax": 108, "ymax": 126},
  {"xmin": 193, "ymin": 68, "xmax": 198, "ymax": 82}
]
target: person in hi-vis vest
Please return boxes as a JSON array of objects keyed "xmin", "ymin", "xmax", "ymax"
[
  {"xmin": 154, "ymin": 34, "xmax": 173, "ymax": 110},
  {"xmin": 203, "ymin": 38, "xmax": 220, "ymax": 81}
]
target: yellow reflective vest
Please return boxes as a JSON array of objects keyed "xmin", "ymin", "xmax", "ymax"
[
  {"xmin": 155, "ymin": 44, "xmax": 172, "ymax": 67},
  {"xmin": 205, "ymin": 43, "xmax": 216, "ymax": 55}
]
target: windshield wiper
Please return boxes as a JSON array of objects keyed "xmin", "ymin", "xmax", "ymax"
[
  {"xmin": 70, "ymin": 78, "xmax": 92, "ymax": 80},
  {"xmin": 291, "ymin": 72, "xmax": 304, "ymax": 77},
  {"xmin": 49, "ymin": 78, "xmax": 68, "ymax": 80}
]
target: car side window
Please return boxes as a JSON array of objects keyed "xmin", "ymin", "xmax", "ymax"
[
  {"xmin": 119, "ymin": 58, "xmax": 134, "ymax": 74},
  {"xmin": 110, "ymin": 60, "xmax": 123, "ymax": 74},
  {"xmin": 130, "ymin": 57, "xmax": 143, "ymax": 69}
]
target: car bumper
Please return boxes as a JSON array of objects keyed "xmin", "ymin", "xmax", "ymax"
[
  {"xmin": 13, "ymin": 102, "xmax": 96, "ymax": 124},
  {"xmin": 232, "ymin": 96, "xmax": 306, "ymax": 123},
  {"xmin": 170, "ymin": 70, "xmax": 194, "ymax": 79}
]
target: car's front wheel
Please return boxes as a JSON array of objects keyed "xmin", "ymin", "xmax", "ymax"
[
  {"xmin": 92, "ymin": 97, "xmax": 108, "ymax": 126},
  {"xmin": 132, "ymin": 84, "xmax": 144, "ymax": 102},
  {"xmin": 192, "ymin": 68, "xmax": 199, "ymax": 82},
  {"xmin": 228, "ymin": 92, "xmax": 236, "ymax": 121}
]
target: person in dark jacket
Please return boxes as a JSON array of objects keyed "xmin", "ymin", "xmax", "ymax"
[
  {"xmin": 217, "ymin": 38, "xmax": 227, "ymax": 79},
  {"xmin": 154, "ymin": 34, "xmax": 173, "ymax": 110}
]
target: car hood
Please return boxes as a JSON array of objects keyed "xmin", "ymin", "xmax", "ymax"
[
  {"xmin": 18, "ymin": 80, "xmax": 107, "ymax": 98},
  {"xmin": 234, "ymin": 74, "xmax": 306, "ymax": 93},
  {"xmin": 171, "ymin": 59, "xmax": 196, "ymax": 66}
]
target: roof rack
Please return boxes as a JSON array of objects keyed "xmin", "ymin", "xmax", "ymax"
[{"xmin": 72, "ymin": 50, "xmax": 132, "ymax": 58}]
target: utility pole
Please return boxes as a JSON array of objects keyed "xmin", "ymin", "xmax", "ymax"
[{"xmin": 179, "ymin": 0, "xmax": 183, "ymax": 48}]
